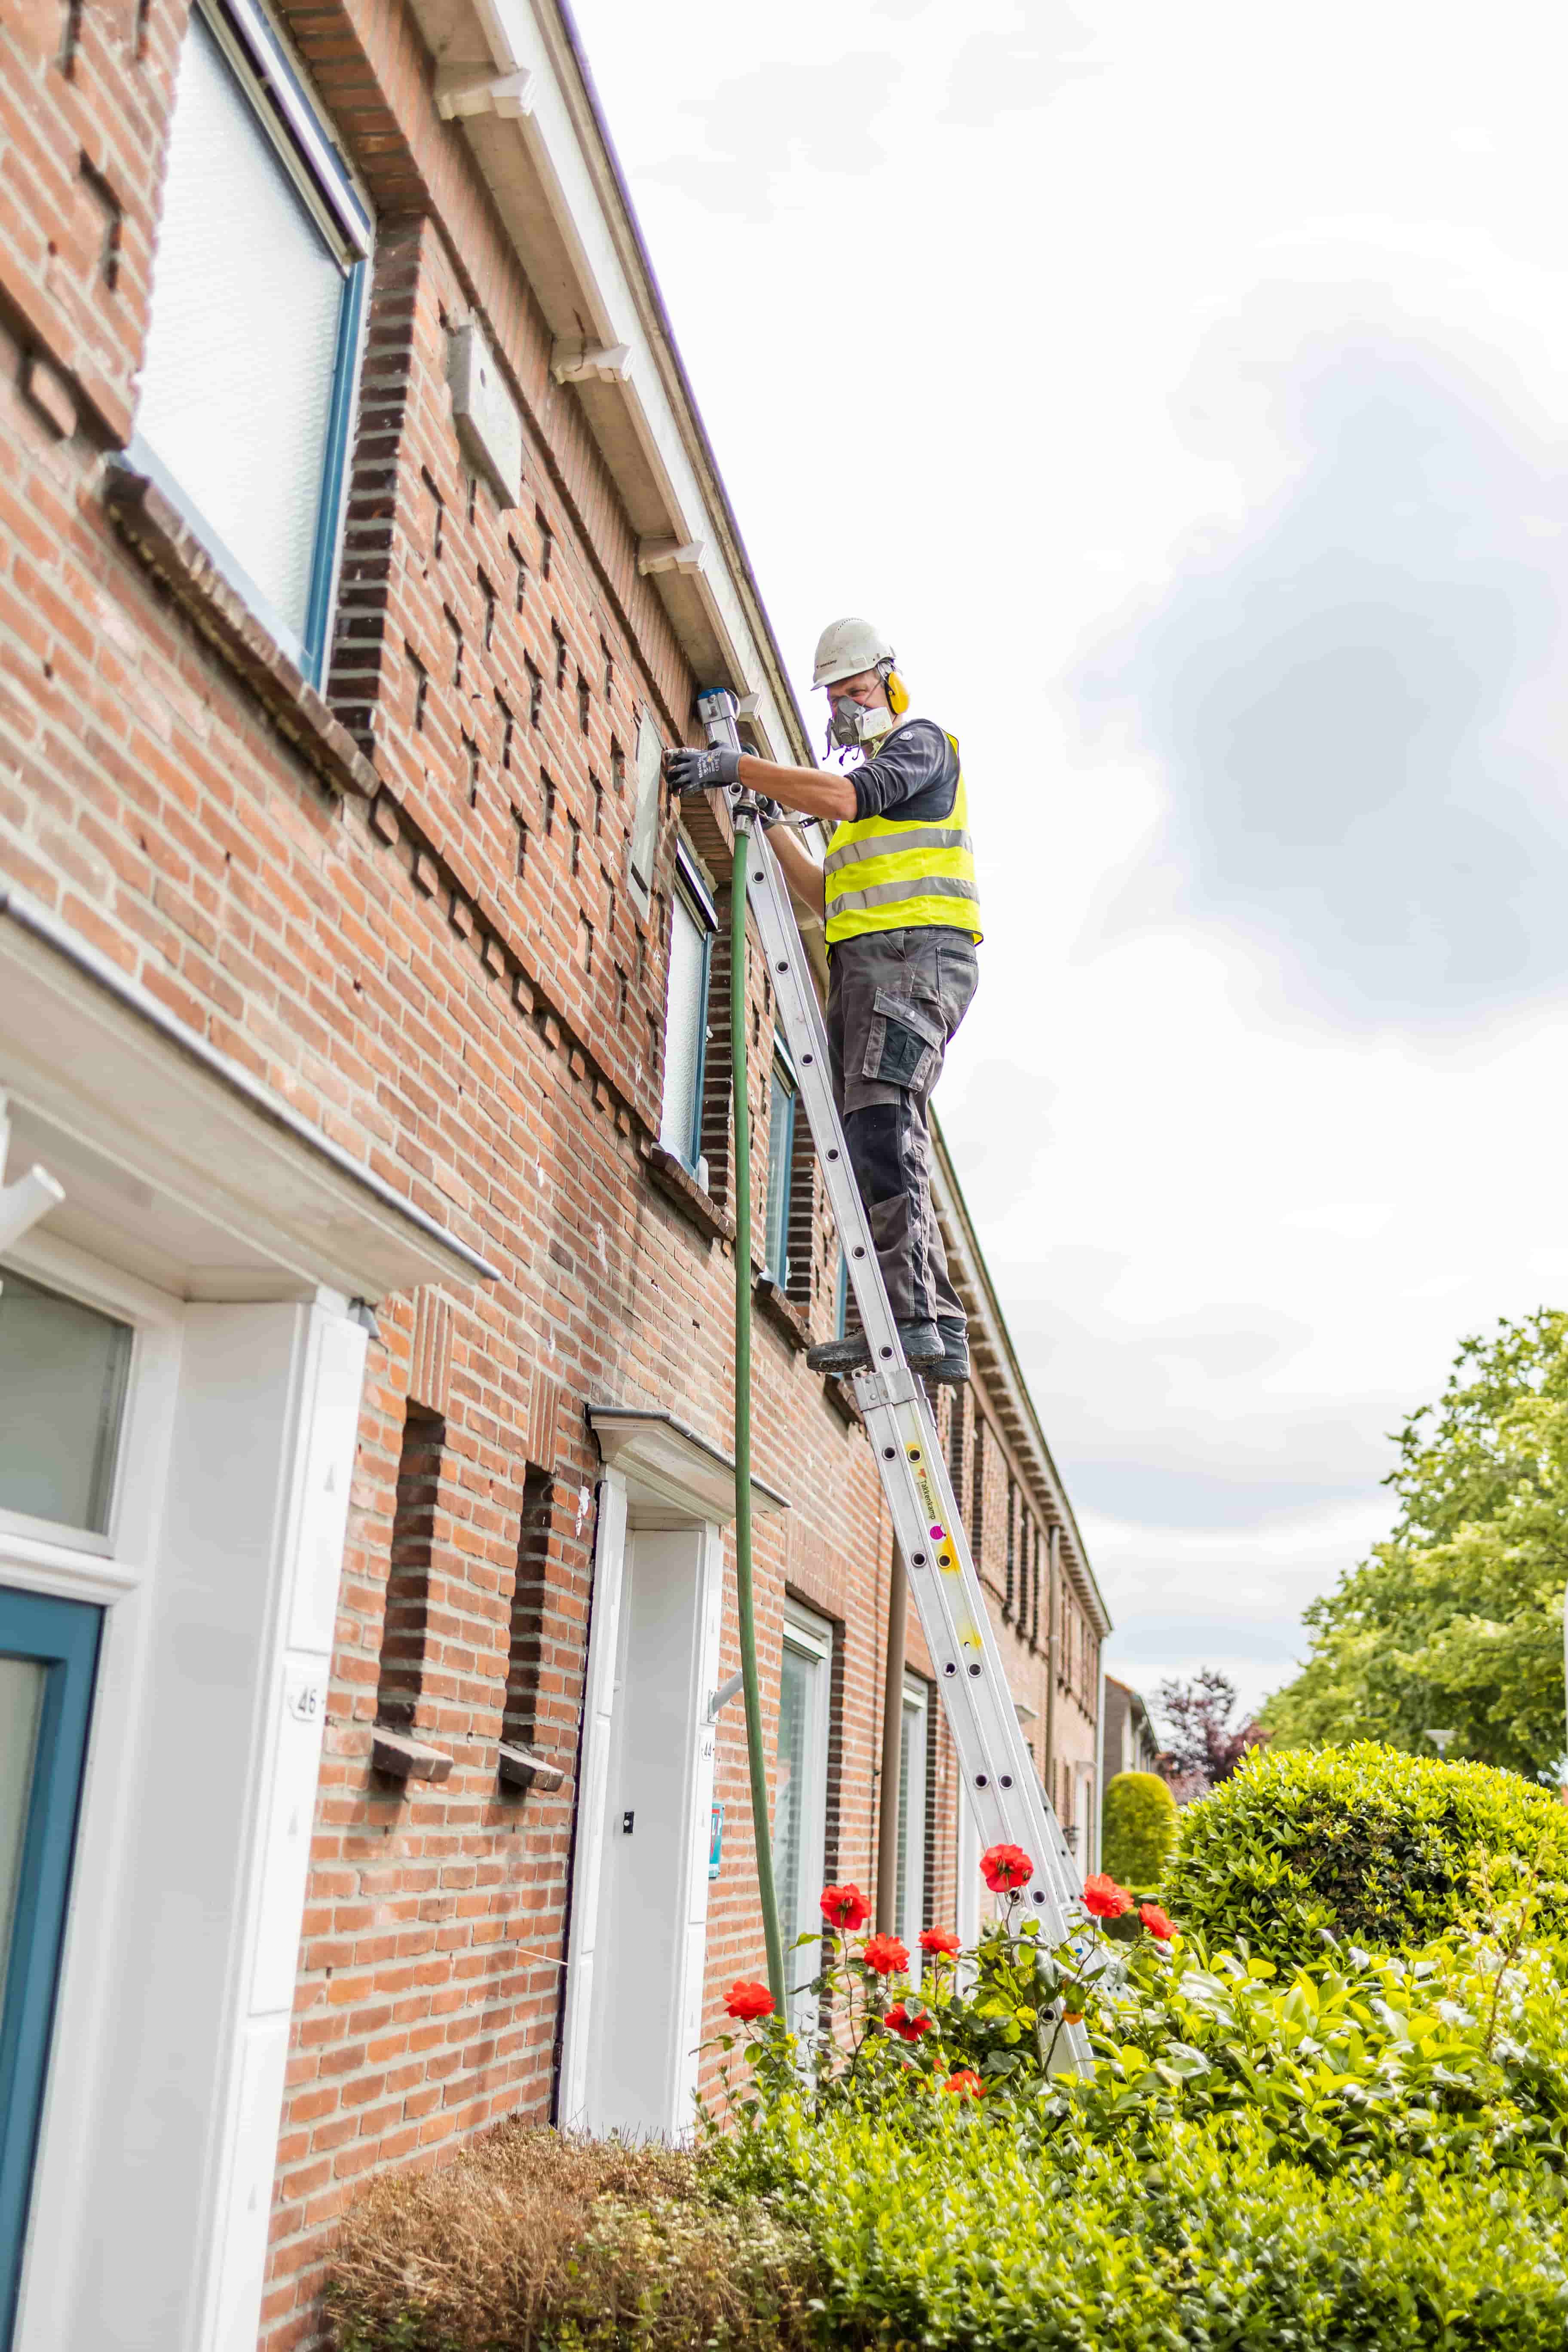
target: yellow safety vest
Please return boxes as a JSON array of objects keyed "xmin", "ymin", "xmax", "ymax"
[{"xmin": 823, "ymin": 731, "xmax": 981, "ymax": 948}]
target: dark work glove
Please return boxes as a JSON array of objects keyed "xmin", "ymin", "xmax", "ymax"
[
  {"xmin": 756, "ymin": 796, "xmax": 786, "ymax": 829},
  {"xmin": 664, "ymin": 745, "xmax": 742, "ymax": 793}
]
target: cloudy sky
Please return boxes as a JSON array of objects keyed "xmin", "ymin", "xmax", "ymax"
[{"xmin": 572, "ymin": 0, "xmax": 1568, "ymax": 1725}]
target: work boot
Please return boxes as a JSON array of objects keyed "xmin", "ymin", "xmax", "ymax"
[
  {"xmin": 807, "ymin": 1319, "xmax": 943, "ymax": 1376},
  {"xmin": 924, "ymin": 1318, "xmax": 971, "ymax": 1385}
]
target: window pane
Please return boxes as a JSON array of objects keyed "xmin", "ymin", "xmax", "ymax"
[
  {"xmin": 0, "ymin": 1271, "xmax": 132, "ymax": 1535},
  {"xmin": 894, "ymin": 1706, "xmax": 910, "ymax": 1932},
  {"xmin": 0, "ymin": 1659, "xmax": 45, "ymax": 2015},
  {"xmin": 773, "ymin": 1647, "xmax": 811, "ymax": 1969},
  {"xmin": 659, "ymin": 891, "xmax": 707, "ymax": 1164},
  {"xmin": 764, "ymin": 1068, "xmax": 793, "ymax": 1280},
  {"xmin": 138, "ymin": 7, "xmax": 346, "ymax": 643},
  {"xmin": 897, "ymin": 1688, "xmax": 927, "ymax": 1959},
  {"xmin": 630, "ymin": 716, "xmax": 662, "ymax": 888}
]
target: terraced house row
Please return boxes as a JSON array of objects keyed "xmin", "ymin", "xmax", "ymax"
[{"xmin": 0, "ymin": 0, "xmax": 1110, "ymax": 2345}]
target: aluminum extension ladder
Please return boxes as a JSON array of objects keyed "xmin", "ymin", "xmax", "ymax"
[{"xmin": 697, "ymin": 689, "xmax": 1092, "ymax": 2073}]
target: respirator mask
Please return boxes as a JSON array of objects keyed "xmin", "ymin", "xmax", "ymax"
[
  {"xmin": 824, "ymin": 661, "xmax": 908, "ymax": 757},
  {"xmin": 827, "ymin": 694, "xmax": 897, "ymax": 751}
]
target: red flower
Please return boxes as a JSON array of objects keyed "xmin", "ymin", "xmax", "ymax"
[
  {"xmin": 1139, "ymin": 1902, "xmax": 1175, "ymax": 1942},
  {"xmin": 821, "ymin": 1883, "xmax": 871, "ymax": 1932},
  {"xmin": 723, "ymin": 1979, "xmax": 775, "ymax": 2022},
  {"xmin": 919, "ymin": 1926, "xmax": 962, "ymax": 1957},
  {"xmin": 861, "ymin": 1932, "xmax": 909, "ymax": 1976},
  {"xmin": 942, "ymin": 2067, "xmax": 986, "ymax": 2099},
  {"xmin": 980, "ymin": 1842, "xmax": 1034, "ymax": 1893},
  {"xmin": 1082, "ymin": 1873, "xmax": 1133, "ymax": 1919},
  {"xmin": 881, "ymin": 2001, "xmax": 932, "ymax": 2042}
]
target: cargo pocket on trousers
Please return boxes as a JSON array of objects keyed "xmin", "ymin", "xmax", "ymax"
[{"xmin": 861, "ymin": 989, "xmax": 945, "ymax": 1090}]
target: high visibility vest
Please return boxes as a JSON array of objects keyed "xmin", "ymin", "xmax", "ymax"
[{"xmin": 823, "ymin": 731, "xmax": 981, "ymax": 947}]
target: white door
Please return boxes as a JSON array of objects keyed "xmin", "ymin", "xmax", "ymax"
[{"xmin": 582, "ymin": 1522, "xmax": 721, "ymax": 2138}]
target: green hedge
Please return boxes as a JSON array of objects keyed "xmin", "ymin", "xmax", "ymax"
[
  {"xmin": 746, "ymin": 2103, "xmax": 1568, "ymax": 2352},
  {"xmin": 1101, "ymin": 1769, "xmax": 1178, "ymax": 1886},
  {"xmin": 1163, "ymin": 1740, "xmax": 1568, "ymax": 1962},
  {"xmin": 330, "ymin": 2106, "xmax": 1568, "ymax": 2352},
  {"xmin": 329, "ymin": 1929, "xmax": 1568, "ymax": 2350}
]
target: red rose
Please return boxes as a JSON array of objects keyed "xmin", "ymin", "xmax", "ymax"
[
  {"xmin": 723, "ymin": 1979, "xmax": 775, "ymax": 2021},
  {"xmin": 1082, "ymin": 1873, "xmax": 1133, "ymax": 1919},
  {"xmin": 980, "ymin": 1842, "xmax": 1034, "ymax": 1893},
  {"xmin": 881, "ymin": 2000, "xmax": 932, "ymax": 2042},
  {"xmin": 821, "ymin": 1883, "xmax": 871, "ymax": 1931},
  {"xmin": 861, "ymin": 1932, "xmax": 909, "ymax": 1976},
  {"xmin": 1139, "ymin": 1902, "xmax": 1175, "ymax": 1941},
  {"xmin": 942, "ymin": 2067, "xmax": 985, "ymax": 2099},
  {"xmin": 919, "ymin": 1926, "xmax": 962, "ymax": 1957}
]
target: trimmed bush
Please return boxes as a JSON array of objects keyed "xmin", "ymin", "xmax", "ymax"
[
  {"xmin": 1084, "ymin": 1930, "xmax": 1568, "ymax": 2177},
  {"xmin": 733, "ymin": 2102, "xmax": 1568, "ymax": 2351},
  {"xmin": 1164, "ymin": 1739, "xmax": 1568, "ymax": 1963},
  {"xmin": 1101, "ymin": 1769, "xmax": 1178, "ymax": 1886}
]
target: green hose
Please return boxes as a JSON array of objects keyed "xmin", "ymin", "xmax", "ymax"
[{"xmin": 731, "ymin": 821, "xmax": 787, "ymax": 2016}]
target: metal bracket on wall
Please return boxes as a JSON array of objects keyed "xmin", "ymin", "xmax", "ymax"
[{"xmin": 707, "ymin": 1668, "xmax": 745, "ymax": 1722}]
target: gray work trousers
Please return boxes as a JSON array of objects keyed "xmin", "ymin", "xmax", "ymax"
[{"xmin": 825, "ymin": 926, "xmax": 979, "ymax": 1329}]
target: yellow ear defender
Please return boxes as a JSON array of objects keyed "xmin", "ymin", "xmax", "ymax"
[{"xmin": 886, "ymin": 668, "xmax": 910, "ymax": 715}]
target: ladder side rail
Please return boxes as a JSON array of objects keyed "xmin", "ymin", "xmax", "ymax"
[
  {"xmin": 693, "ymin": 737, "xmax": 1091, "ymax": 2073},
  {"xmin": 742, "ymin": 844, "xmax": 1079, "ymax": 1884},
  {"xmin": 742, "ymin": 838, "xmax": 907, "ymax": 1372},
  {"xmin": 861, "ymin": 1389, "xmax": 1092, "ymax": 2070},
  {"xmin": 745, "ymin": 835, "xmax": 1092, "ymax": 2043}
]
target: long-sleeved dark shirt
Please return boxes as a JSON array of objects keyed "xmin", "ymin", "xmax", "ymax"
[{"xmin": 849, "ymin": 718, "xmax": 959, "ymax": 824}]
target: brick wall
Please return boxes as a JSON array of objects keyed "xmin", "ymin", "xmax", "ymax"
[{"xmin": 0, "ymin": 0, "xmax": 1099, "ymax": 2339}]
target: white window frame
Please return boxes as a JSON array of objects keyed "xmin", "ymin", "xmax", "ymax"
[
  {"xmin": 127, "ymin": 0, "xmax": 373, "ymax": 689},
  {"xmin": 775, "ymin": 1599, "xmax": 832, "ymax": 2027},
  {"xmin": 628, "ymin": 713, "xmax": 663, "ymax": 906},
  {"xmin": 658, "ymin": 844, "xmax": 716, "ymax": 1173},
  {"xmin": 0, "ymin": 1262, "xmax": 147, "ymax": 1562},
  {"xmin": 0, "ymin": 1231, "xmax": 182, "ymax": 1598},
  {"xmin": 762, "ymin": 1054, "xmax": 796, "ymax": 1285},
  {"xmin": 896, "ymin": 1672, "xmax": 929, "ymax": 1963}
]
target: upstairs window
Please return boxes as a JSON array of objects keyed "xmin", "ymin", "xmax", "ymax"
[
  {"xmin": 658, "ymin": 849, "xmax": 714, "ymax": 1172},
  {"xmin": 629, "ymin": 713, "xmax": 663, "ymax": 900},
  {"xmin": 133, "ymin": 0, "xmax": 371, "ymax": 686},
  {"xmin": 762, "ymin": 1057, "xmax": 796, "ymax": 1283}
]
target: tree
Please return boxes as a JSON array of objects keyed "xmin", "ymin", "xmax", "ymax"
[
  {"xmin": 1156, "ymin": 1668, "xmax": 1269, "ymax": 1802},
  {"xmin": 1261, "ymin": 1309, "xmax": 1568, "ymax": 1778},
  {"xmin": 1101, "ymin": 1770, "xmax": 1179, "ymax": 1885}
]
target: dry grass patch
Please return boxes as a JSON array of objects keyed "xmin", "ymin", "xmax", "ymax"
[{"xmin": 325, "ymin": 2123, "xmax": 823, "ymax": 2352}]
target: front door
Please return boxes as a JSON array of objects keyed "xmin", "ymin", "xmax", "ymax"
[{"xmin": 0, "ymin": 1587, "xmax": 100, "ymax": 2348}]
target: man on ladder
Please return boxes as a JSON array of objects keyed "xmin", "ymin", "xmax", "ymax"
[{"xmin": 667, "ymin": 618, "xmax": 979, "ymax": 1386}]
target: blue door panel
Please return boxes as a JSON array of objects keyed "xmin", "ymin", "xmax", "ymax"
[{"xmin": 0, "ymin": 1586, "xmax": 101, "ymax": 2349}]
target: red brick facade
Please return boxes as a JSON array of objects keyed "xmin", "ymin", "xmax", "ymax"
[{"xmin": 0, "ymin": 0, "xmax": 1107, "ymax": 2343}]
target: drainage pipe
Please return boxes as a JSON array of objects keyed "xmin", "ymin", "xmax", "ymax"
[{"xmin": 730, "ymin": 821, "xmax": 787, "ymax": 2014}]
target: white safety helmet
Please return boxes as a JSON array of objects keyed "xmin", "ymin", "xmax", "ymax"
[
  {"xmin": 813, "ymin": 616, "xmax": 910, "ymax": 752},
  {"xmin": 812, "ymin": 616, "xmax": 896, "ymax": 690}
]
